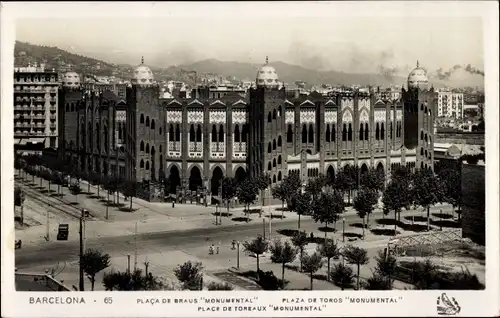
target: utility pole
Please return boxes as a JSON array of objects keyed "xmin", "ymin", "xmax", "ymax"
[
  {"xmin": 134, "ymin": 222, "xmax": 138, "ymax": 270},
  {"xmin": 45, "ymin": 208, "xmax": 50, "ymax": 241},
  {"xmin": 79, "ymin": 208, "xmax": 85, "ymax": 291}
]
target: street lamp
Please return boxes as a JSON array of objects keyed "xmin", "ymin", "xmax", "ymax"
[
  {"xmin": 215, "ymin": 204, "xmax": 218, "ymax": 225},
  {"xmin": 78, "ymin": 208, "xmax": 88, "ymax": 291},
  {"xmin": 236, "ymin": 241, "xmax": 240, "ymax": 269},
  {"xmin": 342, "ymin": 217, "xmax": 345, "ymax": 243}
]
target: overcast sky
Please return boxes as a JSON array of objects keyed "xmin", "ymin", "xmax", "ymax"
[{"xmin": 11, "ymin": 2, "xmax": 485, "ymax": 76}]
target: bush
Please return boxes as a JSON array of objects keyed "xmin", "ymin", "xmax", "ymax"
[
  {"xmin": 206, "ymin": 282, "xmax": 234, "ymax": 291},
  {"xmin": 363, "ymin": 273, "xmax": 393, "ymax": 290},
  {"xmin": 330, "ymin": 263, "xmax": 354, "ymax": 289},
  {"xmin": 256, "ymin": 270, "xmax": 287, "ymax": 290}
]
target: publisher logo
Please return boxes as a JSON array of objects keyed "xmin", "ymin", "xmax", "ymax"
[{"xmin": 437, "ymin": 293, "xmax": 461, "ymax": 316}]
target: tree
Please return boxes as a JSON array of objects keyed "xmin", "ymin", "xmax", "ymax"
[
  {"xmin": 291, "ymin": 231, "xmax": 308, "ymax": 271},
  {"xmin": 413, "ymin": 168, "xmax": 445, "ymax": 231},
  {"xmin": 317, "ymin": 239, "xmax": 339, "ymax": 280},
  {"xmin": 237, "ymin": 178, "xmax": 258, "ymax": 221},
  {"xmin": 206, "ymin": 281, "xmax": 234, "ymax": 291},
  {"xmin": 255, "ymin": 173, "xmax": 271, "ymax": 210},
  {"xmin": 89, "ymin": 170, "xmax": 102, "ymax": 197},
  {"xmin": 374, "ymin": 250, "xmax": 398, "ymax": 280},
  {"xmin": 335, "ymin": 166, "xmax": 357, "ymax": 204},
  {"xmin": 122, "ymin": 180, "xmax": 137, "ymax": 212},
  {"xmin": 52, "ymin": 171, "xmax": 64, "ymax": 196},
  {"xmin": 80, "ymin": 249, "xmax": 111, "ymax": 291},
  {"xmin": 311, "ymin": 189, "xmax": 344, "ymax": 238},
  {"xmin": 243, "ymin": 235, "xmax": 269, "ymax": 273},
  {"xmin": 364, "ymin": 274, "xmax": 393, "ymax": 290},
  {"xmin": 292, "ymin": 192, "xmax": 311, "ymax": 230},
  {"xmin": 360, "ymin": 168, "xmax": 385, "ymax": 192},
  {"xmin": 353, "ymin": 187, "xmax": 379, "ymax": 239},
  {"xmin": 382, "ymin": 180, "xmax": 410, "ymax": 234},
  {"xmin": 438, "ymin": 167, "xmax": 462, "ymax": 219},
  {"xmin": 173, "ymin": 261, "xmax": 204, "ymax": 290},
  {"xmin": 305, "ymin": 174, "xmax": 326, "ymax": 201},
  {"xmin": 271, "ymin": 184, "xmax": 287, "ymax": 213},
  {"xmin": 69, "ymin": 182, "xmax": 82, "ymax": 203},
  {"xmin": 106, "ymin": 175, "xmax": 121, "ymax": 205},
  {"xmin": 342, "ymin": 245, "xmax": 369, "ymax": 290},
  {"xmin": 102, "ymin": 269, "xmax": 171, "ymax": 291},
  {"xmin": 269, "ymin": 239, "xmax": 298, "ymax": 289},
  {"xmin": 330, "ymin": 263, "xmax": 355, "ymax": 290},
  {"xmin": 221, "ymin": 177, "xmax": 236, "ymax": 215},
  {"xmin": 301, "ymin": 252, "xmax": 323, "ymax": 290},
  {"xmin": 282, "ymin": 172, "xmax": 302, "ymax": 206}
]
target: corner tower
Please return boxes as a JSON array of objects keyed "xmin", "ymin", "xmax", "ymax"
[
  {"xmin": 402, "ymin": 61, "xmax": 436, "ymax": 170},
  {"xmin": 248, "ymin": 57, "xmax": 287, "ymax": 181}
]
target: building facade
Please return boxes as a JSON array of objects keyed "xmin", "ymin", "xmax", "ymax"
[
  {"xmin": 58, "ymin": 59, "xmax": 436, "ymax": 202},
  {"xmin": 14, "ymin": 64, "xmax": 59, "ymax": 154},
  {"xmin": 437, "ymin": 91, "xmax": 464, "ymax": 119}
]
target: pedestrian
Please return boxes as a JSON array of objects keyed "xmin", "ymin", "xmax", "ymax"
[
  {"xmin": 231, "ymin": 240, "xmax": 236, "ymax": 250},
  {"xmin": 209, "ymin": 244, "xmax": 214, "ymax": 255},
  {"xmin": 216, "ymin": 241, "xmax": 220, "ymax": 254},
  {"xmin": 172, "ymin": 200, "xmax": 175, "ymax": 208},
  {"xmin": 310, "ymin": 232, "xmax": 314, "ymax": 240}
]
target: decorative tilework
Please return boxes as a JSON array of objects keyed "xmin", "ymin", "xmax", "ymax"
[
  {"xmin": 359, "ymin": 109, "xmax": 369, "ymax": 123},
  {"xmin": 300, "ymin": 110, "xmax": 315, "ymax": 124},
  {"xmin": 396, "ymin": 110, "xmax": 403, "ymax": 121},
  {"xmin": 167, "ymin": 111, "xmax": 182, "ymax": 123},
  {"xmin": 342, "ymin": 110, "xmax": 353, "ymax": 122},
  {"xmin": 209, "ymin": 110, "xmax": 226, "ymax": 124},
  {"xmin": 374, "ymin": 110, "xmax": 386, "ymax": 122},
  {"xmin": 324, "ymin": 110, "xmax": 337, "ymax": 124},
  {"xmin": 285, "ymin": 110, "xmax": 295, "ymax": 124},
  {"xmin": 187, "ymin": 111, "xmax": 203, "ymax": 123},
  {"xmin": 232, "ymin": 111, "xmax": 247, "ymax": 124},
  {"xmin": 341, "ymin": 98, "xmax": 354, "ymax": 112}
]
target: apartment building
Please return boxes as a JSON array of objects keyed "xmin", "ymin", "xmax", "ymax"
[
  {"xmin": 437, "ymin": 91, "xmax": 464, "ymax": 119},
  {"xmin": 14, "ymin": 63, "xmax": 59, "ymax": 154}
]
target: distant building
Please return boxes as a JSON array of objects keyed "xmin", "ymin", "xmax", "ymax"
[
  {"xmin": 14, "ymin": 63, "xmax": 59, "ymax": 154},
  {"xmin": 437, "ymin": 91, "xmax": 464, "ymax": 119}
]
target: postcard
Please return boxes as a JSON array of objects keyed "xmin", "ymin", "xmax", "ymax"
[{"xmin": 1, "ymin": 1, "xmax": 499, "ymax": 317}]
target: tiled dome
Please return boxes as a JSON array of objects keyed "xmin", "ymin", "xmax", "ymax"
[
  {"xmin": 131, "ymin": 57, "xmax": 154, "ymax": 86},
  {"xmin": 408, "ymin": 61, "xmax": 429, "ymax": 89},
  {"xmin": 256, "ymin": 57, "xmax": 279, "ymax": 88},
  {"xmin": 63, "ymin": 72, "xmax": 81, "ymax": 88}
]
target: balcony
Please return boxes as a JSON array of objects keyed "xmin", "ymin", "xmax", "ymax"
[
  {"xmin": 49, "ymin": 106, "xmax": 57, "ymax": 112},
  {"xmin": 14, "ymin": 105, "xmax": 23, "ymax": 111},
  {"xmin": 50, "ymin": 115, "xmax": 56, "ymax": 120},
  {"xmin": 50, "ymin": 123, "xmax": 56, "ymax": 129}
]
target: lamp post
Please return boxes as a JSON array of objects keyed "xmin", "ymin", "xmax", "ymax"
[
  {"xmin": 236, "ymin": 241, "xmax": 240, "ymax": 269},
  {"xmin": 262, "ymin": 218, "xmax": 266, "ymax": 239},
  {"xmin": 127, "ymin": 254, "xmax": 131, "ymax": 273},
  {"xmin": 342, "ymin": 217, "xmax": 345, "ymax": 243},
  {"xmin": 215, "ymin": 204, "xmax": 218, "ymax": 225},
  {"xmin": 78, "ymin": 208, "xmax": 87, "ymax": 291},
  {"xmin": 269, "ymin": 209, "xmax": 272, "ymax": 241}
]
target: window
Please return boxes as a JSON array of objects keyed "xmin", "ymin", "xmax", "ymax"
[
  {"xmin": 273, "ymin": 159, "xmax": 276, "ymax": 167},
  {"xmin": 390, "ymin": 122, "xmax": 393, "ymax": 139},
  {"xmin": 196, "ymin": 125, "xmax": 202, "ymax": 142},
  {"xmin": 175, "ymin": 124, "xmax": 181, "ymax": 141},
  {"xmin": 146, "ymin": 143, "xmax": 150, "ymax": 153},
  {"xmin": 273, "ymin": 139, "xmax": 276, "ymax": 150},
  {"xmin": 218, "ymin": 125, "xmax": 224, "ymax": 142},
  {"xmin": 146, "ymin": 117, "xmax": 150, "ymax": 127},
  {"xmin": 140, "ymin": 114, "xmax": 144, "ymax": 124},
  {"xmin": 278, "ymin": 136, "xmax": 282, "ymax": 147},
  {"xmin": 268, "ymin": 112, "xmax": 272, "ymax": 122},
  {"xmin": 347, "ymin": 123, "xmax": 352, "ymax": 141},
  {"xmin": 273, "ymin": 109, "xmax": 277, "ymax": 120},
  {"xmin": 140, "ymin": 159, "xmax": 144, "ymax": 168},
  {"xmin": 268, "ymin": 142, "xmax": 271, "ymax": 153},
  {"xmin": 140, "ymin": 141, "xmax": 144, "ymax": 151},
  {"xmin": 278, "ymin": 172, "xmax": 282, "ymax": 181},
  {"xmin": 364, "ymin": 123, "xmax": 369, "ymax": 141},
  {"xmin": 342, "ymin": 124, "xmax": 347, "ymax": 141},
  {"xmin": 273, "ymin": 175, "xmax": 276, "ymax": 183},
  {"xmin": 268, "ymin": 162, "xmax": 272, "ymax": 170},
  {"xmin": 234, "ymin": 125, "xmax": 240, "ymax": 142},
  {"xmin": 420, "ymin": 104, "xmax": 424, "ymax": 111},
  {"xmin": 287, "ymin": 124, "xmax": 293, "ymax": 143},
  {"xmin": 241, "ymin": 124, "xmax": 247, "ymax": 142},
  {"xmin": 190, "ymin": 125, "xmax": 196, "ymax": 142},
  {"xmin": 151, "ymin": 119, "xmax": 155, "ymax": 130},
  {"xmin": 212, "ymin": 125, "xmax": 217, "ymax": 142},
  {"xmin": 421, "ymin": 131, "xmax": 424, "ymax": 140},
  {"xmin": 380, "ymin": 123, "xmax": 385, "ymax": 140},
  {"xmin": 359, "ymin": 123, "xmax": 364, "ymax": 141},
  {"xmin": 376, "ymin": 123, "xmax": 380, "ymax": 140},
  {"xmin": 159, "ymin": 127, "xmax": 162, "ymax": 135},
  {"xmin": 65, "ymin": 103, "xmax": 69, "ymax": 112},
  {"xmin": 308, "ymin": 124, "xmax": 314, "ymax": 143},
  {"xmin": 420, "ymin": 147, "xmax": 424, "ymax": 155},
  {"xmin": 302, "ymin": 125, "xmax": 307, "ymax": 143},
  {"xmin": 169, "ymin": 124, "xmax": 174, "ymax": 141},
  {"xmin": 278, "ymin": 106, "xmax": 282, "ymax": 117},
  {"xmin": 145, "ymin": 161, "xmax": 150, "ymax": 170},
  {"xmin": 332, "ymin": 124, "xmax": 336, "ymax": 142},
  {"xmin": 326, "ymin": 125, "xmax": 331, "ymax": 142},
  {"xmin": 159, "ymin": 145, "xmax": 162, "ymax": 153},
  {"xmin": 278, "ymin": 156, "xmax": 282, "ymax": 165}
]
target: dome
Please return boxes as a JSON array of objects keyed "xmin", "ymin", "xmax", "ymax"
[
  {"xmin": 131, "ymin": 57, "xmax": 154, "ymax": 86},
  {"xmin": 407, "ymin": 61, "xmax": 429, "ymax": 89},
  {"xmin": 63, "ymin": 72, "xmax": 81, "ymax": 88},
  {"xmin": 256, "ymin": 56, "xmax": 279, "ymax": 88}
]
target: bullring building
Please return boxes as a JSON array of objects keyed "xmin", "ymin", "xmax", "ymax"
[{"xmin": 57, "ymin": 58, "xmax": 436, "ymax": 202}]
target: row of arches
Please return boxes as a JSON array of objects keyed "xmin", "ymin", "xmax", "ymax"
[
  {"xmin": 80, "ymin": 122, "xmax": 109, "ymax": 151},
  {"xmin": 267, "ymin": 106, "xmax": 283, "ymax": 122},
  {"xmin": 168, "ymin": 124, "xmax": 181, "ymax": 142},
  {"xmin": 420, "ymin": 130, "xmax": 432, "ymax": 144},
  {"xmin": 139, "ymin": 142, "xmax": 160, "ymax": 155},
  {"xmin": 267, "ymin": 156, "xmax": 283, "ymax": 170},
  {"xmin": 267, "ymin": 137, "xmax": 283, "ymax": 153},
  {"xmin": 139, "ymin": 114, "xmax": 156, "ymax": 129}
]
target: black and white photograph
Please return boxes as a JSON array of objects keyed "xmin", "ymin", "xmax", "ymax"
[{"xmin": 1, "ymin": 1, "xmax": 498, "ymax": 317}]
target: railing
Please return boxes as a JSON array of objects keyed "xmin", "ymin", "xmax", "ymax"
[{"xmin": 15, "ymin": 272, "xmax": 72, "ymax": 291}]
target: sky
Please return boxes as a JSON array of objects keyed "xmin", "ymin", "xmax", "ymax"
[{"xmin": 11, "ymin": 2, "xmax": 485, "ymax": 78}]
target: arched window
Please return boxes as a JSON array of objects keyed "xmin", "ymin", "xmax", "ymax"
[
  {"xmin": 376, "ymin": 123, "xmax": 380, "ymax": 140},
  {"xmin": 347, "ymin": 123, "xmax": 352, "ymax": 141},
  {"xmin": 212, "ymin": 125, "xmax": 217, "ymax": 142},
  {"xmin": 326, "ymin": 124, "xmax": 331, "ymax": 142},
  {"xmin": 241, "ymin": 124, "xmax": 248, "ymax": 142},
  {"xmin": 146, "ymin": 116, "xmax": 150, "ymax": 127},
  {"xmin": 96, "ymin": 123, "xmax": 100, "ymax": 149},
  {"xmin": 332, "ymin": 124, "xmax": 336, "ymax": 142},
  {"xmin": 189, "ymin": 124, "xmax": 196, "ymax": 142},
  {"xmin": 278, "ymin": 155, "xmax": 282, "ymax": 165},
  {"xmin": 151, "ymin": 146, "xmax": 155, "ymax": 156},
  {"xmin": 273, "ymin": 109, "xmax": 277, "ymax": 120},
  {"xmin": 175, "ymin": 124, "xmax": 180, "ymax": 141},
  {"xmin": 218, "ymin": 124, "xmax": 224, "ymax": 142},
  {"xmin": 196, "ymin": 125, "xmax": 202, "ymax": 142},
  {"xmin": 421, "ymin": 131, "xmax": 424, "ymax": 140},
  {"xmin": 140, "ymin": 114, "xmax": 144, "ymax": 124},
  {"xmin": 273, "ymin": 139, "xmax": 276, "ymax": 150},
  {"xmin": 308, "ymin": 124, "xmax": 314, "ymax": 143},
  {"xmin": 390, "ymin": 122, "xmax": 393, "ymax": 139},
  {"xmin": 380, "ymin": 123, "xmax": 385, "ymax": 140},
  {"xmin": 268, "ymin": 142, "xmax": 271, "ymax": 153},
  {"xmin": 273, "ymin": 175, "xmax": 276, "ymax": 183},
  {"xmin": 273, "ymin": 159, "xmax": 276, "ymax": 167},
  {"xmin": 359, "ymin": 123, "xmax": 364, "ymax": 141},
  {"xmin": 140, "ymin": 141, "xmax": 144, "ymax": 151},
  {"xmin": 268, "ymin": 162, "xmax": 272, "ymax": 170},
  {"xmin": 364, "ymin": 123, "xmax": 369, "ymax": 141},
  {"xmin": 420, "ymin": 147, "xmax": 424, "ymax": 155},
  {"xmin": 342, "ymin": 124, "xmax": 347, "ymax": 141},
  {"xmin": 159, "ymin": 127, "xmax": 162, "ymax": 135},
  {"xmin": 145, "ymin": 161, "xmax": 150, "ymax": 170},
  {"xmin": 425, "ymin": 150, "xmax": 428, "ymax": 157},
  {"xmin": 425, "ymin": 107, "xmax": 428, "ymax": 114},
  {"xmin": 302, "ymin": 125, "xmax": 307, "ymax": 143},
  {"xmin": 151, "ymin": 119, "xmax": 155, "ymax": 130},
  {"xmin": 118, "ymin": 123, "xmax": 123, "ymax": 139},
  {"xmin": 169, "ymin": 124, "xmax": 174, "ymax": 141},
  {"xmin": 278, "ymin": 106, "xmax": 282, "ymax": 117},
  {"xmin": 71, "ymin": 103, "xmax": 75, "ymax": 112},
  {"xmin": 278, "ymin": 172, "xmax": 282, "ymax": 181},
  {"xmin": 65, "ymin": 103, "xmax": 69, "ymax": 112},
  {"xmin": 277, "ymin": 136, "xmax": 282, "ymax": 147},
  {"xmin": 146, "ymin": 143, "xmax": 150, "ymax": 153},
  {"xmin": 287, "ymin": 124, "xmax": 293, "ymax": 143},
  {"xmin": 159, "ymin": 145, "xmax": 162, "ymax": 153},
  {"xmin": 421, "ymin": 104, "xmax": 424, "ymax": 111},
  {"xmin": 234, "ymin": 125, "xmax": 240, "ymax": 142},
  {"xmin": 140, "ymin": 159, "xmax": 144, "ymax": 168},
  {"xmin": 268, "ymin": 112, "xmax": 272, "ymax": 123}
]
